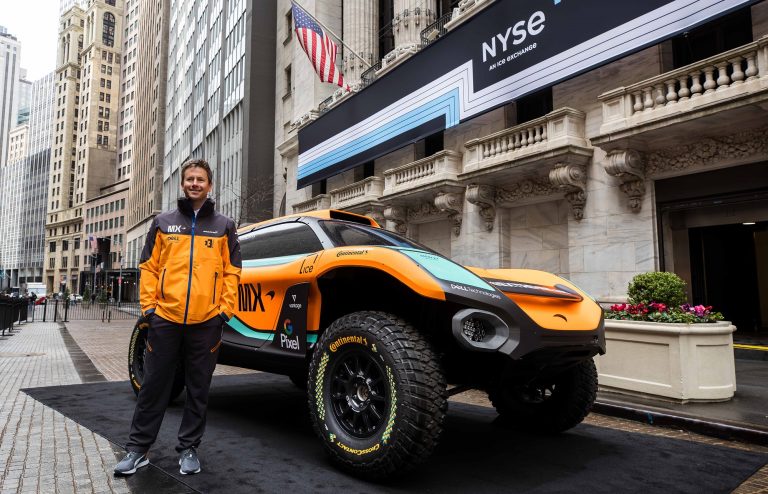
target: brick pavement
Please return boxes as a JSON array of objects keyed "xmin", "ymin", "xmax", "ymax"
[
  {"xmin": 0, "ymin": 322, "xmax": 130, "ymax": 494},
  {"xmin": 64, "ymin": 319, "xmax": 256, "ymax": 382}
]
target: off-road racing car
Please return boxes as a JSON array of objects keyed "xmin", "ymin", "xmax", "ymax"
[{"xmin": 128, "ymin": 210, "xmax": 605, "ymax": 479}]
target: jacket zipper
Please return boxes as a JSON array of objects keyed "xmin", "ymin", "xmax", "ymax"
[
  {"xmin": 160, "ymin": 268, "xmax": 166, "ymax": 299},
  {"xmin": 183, "ymin": 214, "xmax": 197, "ymax": 325},
  {"xmin": 212, "ymin": 272, "xmax": 218, "ymax": 304}
]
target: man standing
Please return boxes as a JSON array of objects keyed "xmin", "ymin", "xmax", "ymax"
[{"xmin": 114, "ymin": 159, "xmax": 241, "ymax": 476}]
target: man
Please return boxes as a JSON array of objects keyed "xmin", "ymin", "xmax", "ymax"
[{"xmin": 114, "ymin": 159, "xmax": 241, "ymax": 476}]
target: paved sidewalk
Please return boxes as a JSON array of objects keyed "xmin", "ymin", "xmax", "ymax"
[
  {"xmin": 65, "ymin": 319, "xmax": 256, "ymax": 382},
  {"xmin": 0, "ymin": 323, "xmax": 130, "ymax": 494}
]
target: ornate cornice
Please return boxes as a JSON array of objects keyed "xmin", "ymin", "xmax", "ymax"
[
  {"xmin": 434, "ymin": 191, "xmax": 464, "ymax": 236},
  {"xmin": 466, "ymin": 184, "xmax": 496, "ymax": 232},
  {"xmin": 548, "ymin": 163, "xmax": 587, "ymax": 220},
  {"xmin": 644, "ymin": 127, "xmax": 768, "ymax": 176},
  {"xmin": 604, "ymin": 149, "xmax": 645, "ymax": 212},
  {"xmin": 495, "ymin": 178, "xmax": 557, "ymax": 206}
]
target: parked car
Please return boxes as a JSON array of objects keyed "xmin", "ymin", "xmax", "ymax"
[
  {"xmin": 69, "ymin": 294, "xmax": 84, "ymax": 303},
  {"xmin": 128, "ymin": 210, "xmax": 605, "ymax": 479},
  {"xmin": 34, "ymin": 295, "xmax": 47, "ymax": 305}
]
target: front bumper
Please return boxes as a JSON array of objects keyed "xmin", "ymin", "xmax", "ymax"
[{"xmin": 451, "ymin": 308, "xmax": 605, "ymax": 360}]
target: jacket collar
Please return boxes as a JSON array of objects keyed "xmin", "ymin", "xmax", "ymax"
[{"xmin": 177, "ymin": 197, "xmax": 215, "ymax": 218}]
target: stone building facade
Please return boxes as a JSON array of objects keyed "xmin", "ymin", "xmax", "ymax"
[
  {"xmin": 45, "ymin": 0, "xmax": 125, "ymax": 293},
  {"xmin": 276, "ymin": 0, "xmax": 768, "ymax": 333}
]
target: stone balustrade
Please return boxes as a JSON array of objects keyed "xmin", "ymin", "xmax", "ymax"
[
  {"xmin": 329, "ymin": 177, "xmax": 384, "ymax": 209},
  {"xmin": 382, "ymin": 150, "xmax": 462, "ymax": 196},
  {"xmin": 463, "ymin": 107, "xmax": 588, "ymax": 174},
  {"xmin": 599, "ymin": 36, "xmax": 768, "ymax": 134},
  {"xmin": 291, "ymin": 194, "xmax": 330, "ymax": 214}
]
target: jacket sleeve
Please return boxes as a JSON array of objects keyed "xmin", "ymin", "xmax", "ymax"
[
  {"xmin": 139, "ymin": 218, "xmax": 162, "ymax": 316},
  {"xmin": 219, "ymin": 218, "xmax": 242, "ymax": 320}
]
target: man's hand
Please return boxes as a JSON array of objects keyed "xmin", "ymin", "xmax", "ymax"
[{"xmin": 137, "ymin": 311, "xmax": 155, "ymax": 328}]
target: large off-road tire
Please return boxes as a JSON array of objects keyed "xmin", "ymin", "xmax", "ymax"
[
  {"xmin": 128, "ymin": 319, "xmax": 185, "ymax": 402},
  {"xmin": 488, "ymin": 358, "xmax": 598, "ymax": 433},
  {"xmin": 308, "ymin": 311, "xmax": 447, "ymax": 480}
]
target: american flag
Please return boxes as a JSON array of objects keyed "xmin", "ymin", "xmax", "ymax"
[{"xmin": 292, "ymin": 1, "xmax": 350, "ymax": 92}]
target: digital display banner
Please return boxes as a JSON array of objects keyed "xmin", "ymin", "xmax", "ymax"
[{"xmin": 297, "ymin": 0, "xmax": 755, "ymax": 188}]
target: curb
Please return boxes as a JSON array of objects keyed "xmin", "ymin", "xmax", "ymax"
[{"xmin": 593, "ymin": 400, "xmax": 768, "ymax": 447}]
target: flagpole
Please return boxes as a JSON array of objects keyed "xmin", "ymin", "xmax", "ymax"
[{"xmin": 292, "ymin": 0, "xmax": 372, "ymax": 69}]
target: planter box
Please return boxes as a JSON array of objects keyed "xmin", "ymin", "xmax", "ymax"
[{"xmin": 595, "ymin": 320, "xmax": 737, "ymax": 403}]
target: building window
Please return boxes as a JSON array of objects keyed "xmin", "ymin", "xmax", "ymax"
[
  {"xmin": 62, "ymin": 240, "xmax": 69, "ymax": 251},
  {"xmin": 284, "ymin": 65, "xmax": 292, "ymax": 97},
  {"xmin": 103, "ymin": 13, "xmax": 116, "ymax": 47},
  {"xmin": 49, "ymin": 258, "xmax": 55, "ymax": 269},
  {"xmin": 49, "ymin": 242, "xmax": 56, "ymax": 253}
]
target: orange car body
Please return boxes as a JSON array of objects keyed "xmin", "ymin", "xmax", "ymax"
[{"xmin": 217, "ymin": 210, "xmax": 604, "ymax": 380}]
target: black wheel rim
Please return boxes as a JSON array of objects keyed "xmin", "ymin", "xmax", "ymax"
[
  {"xmin": 517, "ymin": 383, "xmax": 556, "ymax": 404},
  {"xmin": 329, "ymin": 348, "xmax": 389, "ymax": 438}
]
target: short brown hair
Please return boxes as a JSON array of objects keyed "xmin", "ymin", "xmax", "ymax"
[{"xmin": 181, "ymin": 159, "xmax": 213, "ymax": 183}]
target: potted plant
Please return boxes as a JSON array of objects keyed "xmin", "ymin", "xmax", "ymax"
[{"xmin": 595, "ymin": 272, "xmax": 736, "ymax": 402}]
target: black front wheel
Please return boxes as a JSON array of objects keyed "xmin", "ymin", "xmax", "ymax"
[
  {"xmin": 128, "ymin": 318, "xmax": 185, "ymax": 402},
  {"xmin": 488, "ymin": 358, "xmax": 598, "ymax": 433},
  {"xmin": 307, "ymin": 311, "xmax": 447, "ymax": 480}
]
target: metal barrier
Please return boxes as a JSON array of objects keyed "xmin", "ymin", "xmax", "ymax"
[
  {"xmin": 0, "ymin": 298, "xmax": 28, "ymax": 336},
  {"xmin": 26, "ymin": 300, "xmax": 142, "ymax": 323}
]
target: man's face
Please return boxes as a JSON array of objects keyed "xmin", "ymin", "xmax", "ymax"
[{"xmin": 181, "ymin": 166, "xmax": 212, "ymax": 202}]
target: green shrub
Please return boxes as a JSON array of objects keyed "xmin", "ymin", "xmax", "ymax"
[{"xmin": 627, "ymin": 272, "xmax": 687, "ymax": 307}]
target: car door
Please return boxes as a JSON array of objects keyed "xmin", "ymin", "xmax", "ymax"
[{"xmin": 224, "ymin": 221, "xmax": 324, "ymax": 353}]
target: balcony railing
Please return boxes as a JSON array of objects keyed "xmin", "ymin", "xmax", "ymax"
[
  {"xmin": 598, "ymin": 36, "xmax": 768, "ymax": 134},
  {"xmin": 420, "ymin": 12, "xmax": 453, "ymax": 47},
  {"xmin": 463, "ymin": 107, "xmax": 588, "ymax": 174},
  {"xmin": 359, "ymin": 59, "xmax": 383, "ymax": 90},
  {"xmin": 291, "ymin": 194, "xmax": 331, "ymax": 214},
  {"xmin": 383, "ymin": 150, "xmax": 462, "ymax": 196},
  {"xmin": 329, "ymin": 177, "xmax": 384, "ymax": 209}
]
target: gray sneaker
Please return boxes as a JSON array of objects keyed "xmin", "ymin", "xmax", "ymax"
[
  {"xmin": 179, "ymin": 447, "xmax": 201, "ymax": 475},
  {"xmin": 114, "ymin": 451, "xmax": 148, "ymax": 476}
]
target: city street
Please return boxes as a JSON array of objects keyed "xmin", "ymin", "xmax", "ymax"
[{"xmin": 1, "ymin": 318, "xmax": 767, "ymax": 493}]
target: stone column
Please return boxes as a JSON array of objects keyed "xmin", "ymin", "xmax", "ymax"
[
  {"xmin": 392, "ymin": 0, "xmax": 436, "ymax": 53},
  {"xmin": 343, "ymin": 0, "xmax": 378, "ymax": 84}
]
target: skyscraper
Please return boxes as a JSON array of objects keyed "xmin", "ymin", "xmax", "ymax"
[
  {"xmin": 161, "ymin": 0, "xmax": 275, "ymax": 225},
  {"xmin": 0, "ymin": 26, "xmax": 21, "ymax": 168},
  {"xmin": 45, "ymin": 0, "xmax": 125, "ymax": 293},
  {"xmin": 125, "ymin": 0, "xmax": 168, "ymax": 269},
  {"xmin": 0, "ymin": 73, "xmax": 55, "ymax": 291}
]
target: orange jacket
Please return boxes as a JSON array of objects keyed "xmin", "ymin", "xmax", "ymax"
[{"xmin": 139, "ymin": 198, "xmax": 242, "ymax": 324}]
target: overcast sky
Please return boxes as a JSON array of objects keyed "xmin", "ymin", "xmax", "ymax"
[{"xmin": 1, "ymin": 0, "xmax": 60, "ymax": 81}]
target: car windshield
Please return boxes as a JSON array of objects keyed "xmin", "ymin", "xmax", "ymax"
[{"xmin": 319, "ymin": 220, "xmax": 437, "ymax": 253}]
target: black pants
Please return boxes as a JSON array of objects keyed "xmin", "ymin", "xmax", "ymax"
[{"xmin": 127, "ymin": 314, "xmax": 223, "ymax": 454}]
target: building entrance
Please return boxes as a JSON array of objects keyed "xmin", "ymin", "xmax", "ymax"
[
  {"xmin": 688, "ymin": 222, "xmax": 767, "ymax": 335},
  {"xmin": 656, "ymin": 162, "xmax": 768, "ymax": 338}
]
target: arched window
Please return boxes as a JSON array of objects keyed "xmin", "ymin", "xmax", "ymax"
[{"xmin": 103, "ymin": 12, "xmax": 115, "ymax": 47}]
